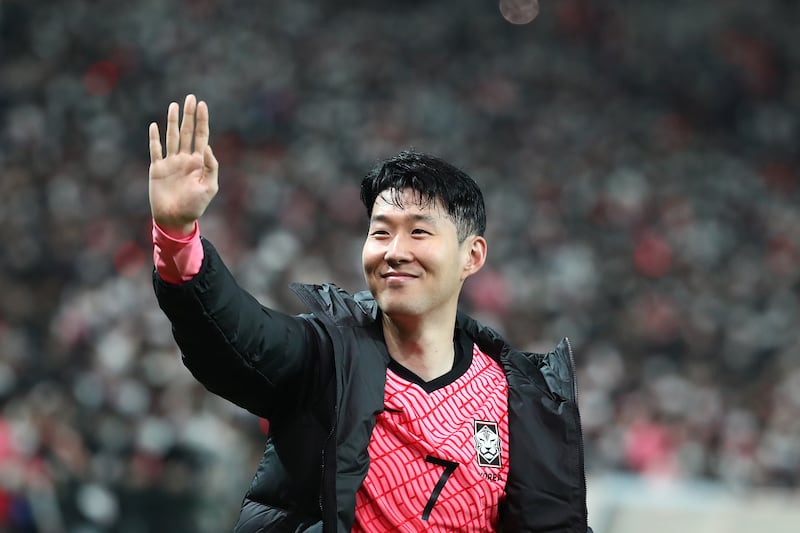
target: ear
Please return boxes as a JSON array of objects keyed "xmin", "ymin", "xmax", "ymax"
[{"xmin": 460, "ymin": 236, "xmax": 487, "ymax": 281}]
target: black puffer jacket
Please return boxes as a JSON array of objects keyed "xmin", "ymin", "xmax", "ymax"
[{"xmin": 154, "ymin": 239, "xmax": 591, "ymax": 532}]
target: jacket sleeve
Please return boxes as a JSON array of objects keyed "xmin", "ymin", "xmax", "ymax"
[{"xmin": 152, "ymin": 238, "xmax": 333, "ymax": 420}]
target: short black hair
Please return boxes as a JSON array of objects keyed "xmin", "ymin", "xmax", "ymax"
[{"xmin": 360, "ymin": 150, "xmax": 486, "ymax": 241}]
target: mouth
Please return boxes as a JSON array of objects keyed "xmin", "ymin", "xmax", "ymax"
[{"xmin": 381, "ymin": 272, "xmax": 418, "ymax": 281}]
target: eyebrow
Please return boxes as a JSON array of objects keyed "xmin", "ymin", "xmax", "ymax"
[{"xmin": 370, "ymin": 213, "xmax": 439, "ymax": 225}]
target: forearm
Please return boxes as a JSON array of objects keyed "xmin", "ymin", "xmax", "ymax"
[{"xmin": 153, "ymin": 238, "xmax": 328, "ymax": 418}]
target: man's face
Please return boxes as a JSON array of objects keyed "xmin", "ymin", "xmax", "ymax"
[{"xmin": 362, "ymin": 188, "xmax": 482, "ymax": 320}]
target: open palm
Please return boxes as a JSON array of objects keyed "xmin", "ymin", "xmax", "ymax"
[{"xmin": 149, "ymin": 94, "xmax": 219, "ymax": 235}]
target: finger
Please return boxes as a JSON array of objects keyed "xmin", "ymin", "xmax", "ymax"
[
  {"xmin": 194, "ymin": 100, "xmax": 210, "ymax": 154},
  {"xmin": 179, "ymin": 94, "xmax": 197, "ymax": 154},
  {"xmin": 148, "ymin": 122, "xmax": 163, "ymax": 163},
  {"xmin": 165, "ymin": 102, "xmax": 180, "ymax": 156},
  {"xmin": 203, "ymin": 145, "xmax": 219, "ymax": 184}
]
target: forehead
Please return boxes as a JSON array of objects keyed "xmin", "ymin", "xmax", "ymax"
[{"xmin": 371, "ymin": 188, "xmax": 444, "ymax": 216}]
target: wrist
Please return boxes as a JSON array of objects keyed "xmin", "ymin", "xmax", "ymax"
[{"xmin": 153, "ymin": 219, "xmax": 198, "ymax": 239}]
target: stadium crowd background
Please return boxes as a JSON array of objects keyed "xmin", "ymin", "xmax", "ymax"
[{"xmin": 1, "ymin": 0, "xmax": 798, "ymax": 530}]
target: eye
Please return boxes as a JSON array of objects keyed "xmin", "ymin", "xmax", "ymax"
[
  {"xmin": 370, "ymin": 229, "xmax": 389, "ymax": 237},
  {"xmin": 411, "ymin": 228, "xmax": 431, "ymax": 235}
]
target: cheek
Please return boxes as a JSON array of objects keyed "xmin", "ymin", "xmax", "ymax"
[{"xmin": 361, "ymin": 244, "xmax": 377, "ymax": 272}]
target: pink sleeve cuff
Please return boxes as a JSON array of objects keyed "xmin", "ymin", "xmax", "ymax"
[{"xmin": 152, "ymin": 220, "xmax": 204, "ymax": 284}]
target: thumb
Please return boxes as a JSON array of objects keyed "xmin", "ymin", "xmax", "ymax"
[{"xmin": 204, "ymin": 145, "xmax": 219, "ymax": 178}]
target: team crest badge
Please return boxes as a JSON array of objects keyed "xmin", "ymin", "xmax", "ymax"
[{"xmin": 473, "ymin": 420, "xmax": 502, "ymax": 468}]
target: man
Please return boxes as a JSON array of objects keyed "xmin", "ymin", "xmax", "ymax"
[{"xmin": 149, "ymin": 94, "xmax": 591, "ymax": 532}]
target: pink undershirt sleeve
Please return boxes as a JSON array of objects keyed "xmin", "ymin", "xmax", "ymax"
[{"xmin": 152, "ymin": 220, "xmax": 204, "ymax": 284}]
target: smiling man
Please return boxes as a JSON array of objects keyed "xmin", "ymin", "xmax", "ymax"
[
  {"xmin": 361, "ymin": 178, "xmax": 487, "ymax": 382},
  {"xmin": 150, "ymin": 95, "xmax": 592, "ymax": 532}
]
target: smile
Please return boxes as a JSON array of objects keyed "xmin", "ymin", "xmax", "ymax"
[{"xmin": 381, "ymin": 272, "xmax": 417, "ymax": 281}]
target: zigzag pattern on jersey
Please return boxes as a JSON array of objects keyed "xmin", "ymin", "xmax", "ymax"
[{"xmin": 353, "ymin": 345, "xmax": 510, "ymax": 532}]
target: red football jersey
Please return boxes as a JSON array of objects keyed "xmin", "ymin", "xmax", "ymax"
[{"xmin": 353, "ymin": 344, "xmax": 510, "ymax": 532}]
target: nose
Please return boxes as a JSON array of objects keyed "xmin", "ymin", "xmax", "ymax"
[{"xmin": 384, "ymin": 233, "xmax": 412, "ymax": 264}]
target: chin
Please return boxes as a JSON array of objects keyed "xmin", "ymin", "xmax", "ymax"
[{"xmin": 375, "ymin": 296, "xmax": 421, "ymax": 318}]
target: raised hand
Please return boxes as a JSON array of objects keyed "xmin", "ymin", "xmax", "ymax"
[{"xmin": 149, "ymin": 94, "xmax": 219, "ymax": 235}]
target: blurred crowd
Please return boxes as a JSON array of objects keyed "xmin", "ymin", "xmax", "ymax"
[{"xmin": 1, "ymin": 0, "xmax": 799, "ymax": 530}]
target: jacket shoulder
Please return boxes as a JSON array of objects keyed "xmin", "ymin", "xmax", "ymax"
[
  {"xmin": 530, "ymin": 338, "xmax": 577, "ymax": 403},
  {"xmin": 458, "ymin": 313, "xmax": 577, "ymax": 403},
  {"xmin": 289, "ymin": 282, "xmax": 378, "ymax": 326}
]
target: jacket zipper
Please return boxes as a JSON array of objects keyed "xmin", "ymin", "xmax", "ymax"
[
  {"xmin": 565, "ymin": 337, "xmax": 589, "ymax": 531},
  {"xmin": 289, "ymin": 284, "xmax": 338, "ymax": 528},
  {"xmin": 320, "ymin": 406, "xmax": 338, "ymax": 530}
]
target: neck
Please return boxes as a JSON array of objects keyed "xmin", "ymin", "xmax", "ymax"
[{"xmin": 382, "ymin": 311, "xmax": 457, "ymax": 382}]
